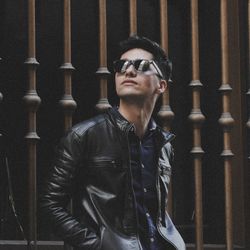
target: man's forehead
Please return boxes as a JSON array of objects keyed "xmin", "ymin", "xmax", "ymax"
[{"xmin": 120, "ymin": 48, "xmax": 154, "ymax": 60}]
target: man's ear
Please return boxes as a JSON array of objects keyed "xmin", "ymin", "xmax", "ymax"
[{"xmin": 157, "ymin": 79, "xmax": 167, "ymax": 94}]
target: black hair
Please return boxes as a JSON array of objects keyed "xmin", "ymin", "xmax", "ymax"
[{"xmin": 118, "ymin": 35, "xmax": 172, "ymax": 81}]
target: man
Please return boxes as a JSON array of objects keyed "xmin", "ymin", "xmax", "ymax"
[{"xmin": 41, "ymin": 36, "xmax": 185, "ymax": 250}]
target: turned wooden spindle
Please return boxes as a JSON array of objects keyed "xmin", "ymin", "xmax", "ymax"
[
  {"xmin": 158, "ymin": 0, "xmax": 175, "ymax": 132},
  {"xmin": 219, "ymin": 1, "xmax": 235, "ymax": 249},
  {"xmin": 129, "ymin": 0, "xmax": 137, "ymax": 36},
  {"xmin": 157, "ymin": 0, "xmax": 175, "ymax": 218},
  {"xmin": 247, "ymin": 0, "xmax": 250, "ymax": 160},
  {"xmin": 58, "ymin": 2, "xmax": 76, "ymax": 250},
  {"xmin": 188, "ymin": 1, "xmax": 205, "ymax": 249},
  {"xmin": 59, "ymin": 0, "xmax": 76, "ymax": 131},
  {"xmin": 95, "ymin": 0, "xmax": 111, "ymax": 113},
  {"xmin": 23, "ymin": 0, "xmax": 40, "ymax": 249},
  {"xmin": 0, "ymin": 58, "xmax": 2, "ymax": 104},
  {"xmin": 0, "ymin": 58, "xmax": 2, "ymax": 138}
]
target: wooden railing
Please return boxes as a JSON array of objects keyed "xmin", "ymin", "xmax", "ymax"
[
  {"xmin": 96, "ymin": 0, "xmax": 111, "ymax": 112},
  {"xmin": 59, "ymin": 1, "xmax": 76, "ymax": 250},
  {"xmin": 23, "ymin": 0, "xmax": 40, "ymax": 249},
  {"xmin": 0, "ymin": 1, "xmax": 249, "ymax": 249},
  {"xmin": 219, "ymin": 1, "xmax": 235, "ymax": 249},
  {"xmin": 247, "ymin": 0, "xmax": 250, "ymax": 160},
  {"xmin": 157, "ymin": 0, "xmax": 175, "ymax": 221},
  {"xmin": 188, "ymin": 1, "xmax": 205, "ymax": 249}
]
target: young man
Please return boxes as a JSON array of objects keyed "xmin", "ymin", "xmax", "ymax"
[{"xmin": 41, "ymin": 36, "xmax": 185, "ymax": 250}]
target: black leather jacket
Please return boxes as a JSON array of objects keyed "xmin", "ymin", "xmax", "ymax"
[{"xmin": 40, "ymin": 108, "xmax": 185, "ymax": 250}]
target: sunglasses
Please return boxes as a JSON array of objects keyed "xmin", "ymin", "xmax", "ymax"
[{"xmin": 113, "ymin": 59, "xmax": 163, "ymax": 79}]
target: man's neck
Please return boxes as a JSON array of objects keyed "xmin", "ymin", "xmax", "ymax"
[{"xmin": 118, "ymin": 100, "xmax": 154, "ymax": 139}]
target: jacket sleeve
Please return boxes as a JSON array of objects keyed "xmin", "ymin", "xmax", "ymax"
[
  {"xmin": 40, "ymin": 129, "xmax": 100, "ymax": 249},
  {"xmin": 165, "ymin": 142, "xmax": 174, "ymax": 166}
]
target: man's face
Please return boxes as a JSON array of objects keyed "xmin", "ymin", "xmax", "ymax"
[{"xmin": 115, "ymin": 48, "xmax": 166, "ymax": 102}]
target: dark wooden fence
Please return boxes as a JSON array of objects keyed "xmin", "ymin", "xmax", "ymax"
[{"xmin": 0, "ymin": 0, "xmax": 249, "ymax": 249}]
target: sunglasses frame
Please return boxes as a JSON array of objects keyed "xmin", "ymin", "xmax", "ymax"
[{"xmin": 113, "ymin": 59, "xmax": 163, "ymax": 79}]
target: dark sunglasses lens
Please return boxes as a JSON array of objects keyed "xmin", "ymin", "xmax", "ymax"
[
  {"xmin": 134, "ymin": 60, "xmax": 150, "ymax": 72},
  {"xmin": 113, "ymin": 60, "xmax": 124, "ymax": 72},
  {"xmin": 113, "ymin": 59, "xmax": 151, "ymax": 73}
]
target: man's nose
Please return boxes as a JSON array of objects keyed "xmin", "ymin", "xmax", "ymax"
[{"xmin": 125, "ymin": 64, "xmax": 137, "ymax": 77}]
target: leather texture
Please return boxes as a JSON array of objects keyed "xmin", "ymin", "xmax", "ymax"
[{"xmin": 40, "ymin": 108, "xmax": 186, "ymax": 250}]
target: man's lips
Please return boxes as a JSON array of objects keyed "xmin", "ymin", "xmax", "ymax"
[{"xmin": 121, "ymin": 80, "xmax": 137, "ymax": 85}]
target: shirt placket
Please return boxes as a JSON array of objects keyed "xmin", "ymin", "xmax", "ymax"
[{"xmin": 140, "ymin": 139, "xmax": 159, "ymax": 249}]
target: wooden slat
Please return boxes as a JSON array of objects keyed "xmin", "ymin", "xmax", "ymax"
[
  {"xmin": 59, "ymin": 0, "xmax": 76, "ymax": 131},
  {"xmin": 58, "ymin": 1, "xmax": 76, "ymax": 250},
  {"xmin": 129, "ymin": 0, "xmax": 137, "ymax": 36},
  {"xmin": 188, "ymin": 1, "xmax": 205, "ymax": 249},
  {"xmin": 247, "ymin": 0, "xmax": 250, "ymax": 160},
  {"xmin": 95, "ymin": 0, "xmax": 111, "ymax": 112},
  {"xmin": 157, "ymin": 0, "xmax": 175, "ymax": 218},
  {"xmin": 0, "ymin": 58, "xmax": 2, "ymax": 107},
  {"xmin": 0, "ymin": 58, "xmax": 2, "ymax": 149},
  {"xmin": 0, "ymin": 241, "xmax": 247, "ymax": 250},
  {"xmin": 23, "ymin": 0, "xmax": 41, "ymax": 249},
  {"xmin": 158, "ymin": 0, "xmax": 174, "ymax": 132},
  {"xmin": 219, "ymin": 1, "xmax": 235, "ymax": 249}
]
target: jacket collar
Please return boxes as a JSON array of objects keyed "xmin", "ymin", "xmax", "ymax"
[
  {"xmin": 108, "ymin": 107, "xmax": 133, "ymax": 132},
  {"xmin": 107, "ymin": 107, "xmax": 175, "ymax": 144}
]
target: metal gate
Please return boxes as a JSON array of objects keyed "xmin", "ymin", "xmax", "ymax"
[{"xmin": 0, "ymin": 0, "xmax": 249, "ymax": 249}]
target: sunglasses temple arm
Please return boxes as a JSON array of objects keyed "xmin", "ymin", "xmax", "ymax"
[{"xmin": 152, "ymin": 61, "xmax": 163, "ymax": 79}]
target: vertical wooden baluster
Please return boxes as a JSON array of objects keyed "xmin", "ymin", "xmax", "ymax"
[
  {"xmin": 158, "ymin": 0, "xmax": 174, "ymax": 132},
  {"xmin": 0, "ymin": 58, "xmax": 2, "ymax": 147},
  {"xmin": 0, "ymin": 58, "xmax": 2, "ymax": 139},
  {"xmin": 59, "ymin": 1, "xmax": 76, "ymax": 249},
  {"xmin": 219, "ymin": 1, "xmax": 234, "ymax": 249},
  {"xmin": 96, "ymin": 0, "xmax": 111, "ymax": 112},
  {"xmin": 0, "ymin": 72, "xmax": 2, "ymax": 140},
  {"xmin": 0, "ymin": 58, "xmax": 2, "ymax": 107},
  {"xmin": 59, "ymin": 0, "xmax": 76, "ymax": 130},
  {"xmin": 23, "ymin": 0, "xmax": 40, "ymax": 249},
  {"xmin": 0, "ymin": 55, "xmax": 2, "ymax": 239},
  {"xmin": 247, "ymin": 0, "xmax": 250, "ymax": 160},
  {"xmin": 188, "ymin": 1, "xmax": 205, "ymax": 249},
  {"xmin": 129, "ymin": 0, "xmax": 137, "ymax": 36},
  {"xmin": 157, "ymin": 0, "xmax": 175, "ymax": 217},
  {"xmin": 0, "ymin": 60, "xmax": 2, "ymax": 234}
]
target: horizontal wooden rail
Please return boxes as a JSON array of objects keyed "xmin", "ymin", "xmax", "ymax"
[{"xmin": 0, "ymin": 241, "xmax": 247, "ymax": 250}]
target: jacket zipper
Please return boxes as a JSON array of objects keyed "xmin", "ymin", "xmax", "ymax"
[{"xmin": 89, "ymin": 158, "xmax": 118, "ymax": 168}]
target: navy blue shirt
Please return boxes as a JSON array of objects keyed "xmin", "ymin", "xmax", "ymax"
[{"xmin": 128, "ymin": 121, "xmax": 166, "ymax": 250}]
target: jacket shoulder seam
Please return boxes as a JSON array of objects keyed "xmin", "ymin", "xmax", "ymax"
[{"xmin": 71, "ymin": 114, "xmax": 108, "ymax": 137}]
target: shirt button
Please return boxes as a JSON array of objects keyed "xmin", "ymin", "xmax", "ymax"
[
  {"xmin": 146, "ymin": 213, "xmax": 150, "ymax": 217},
  {"xmin": 143, "ymin": 188, "xmax": 147, "ymax": 193},
  {"xmin": 150, "ymin": 238, "xmax": 155, "ymax": 243}
]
